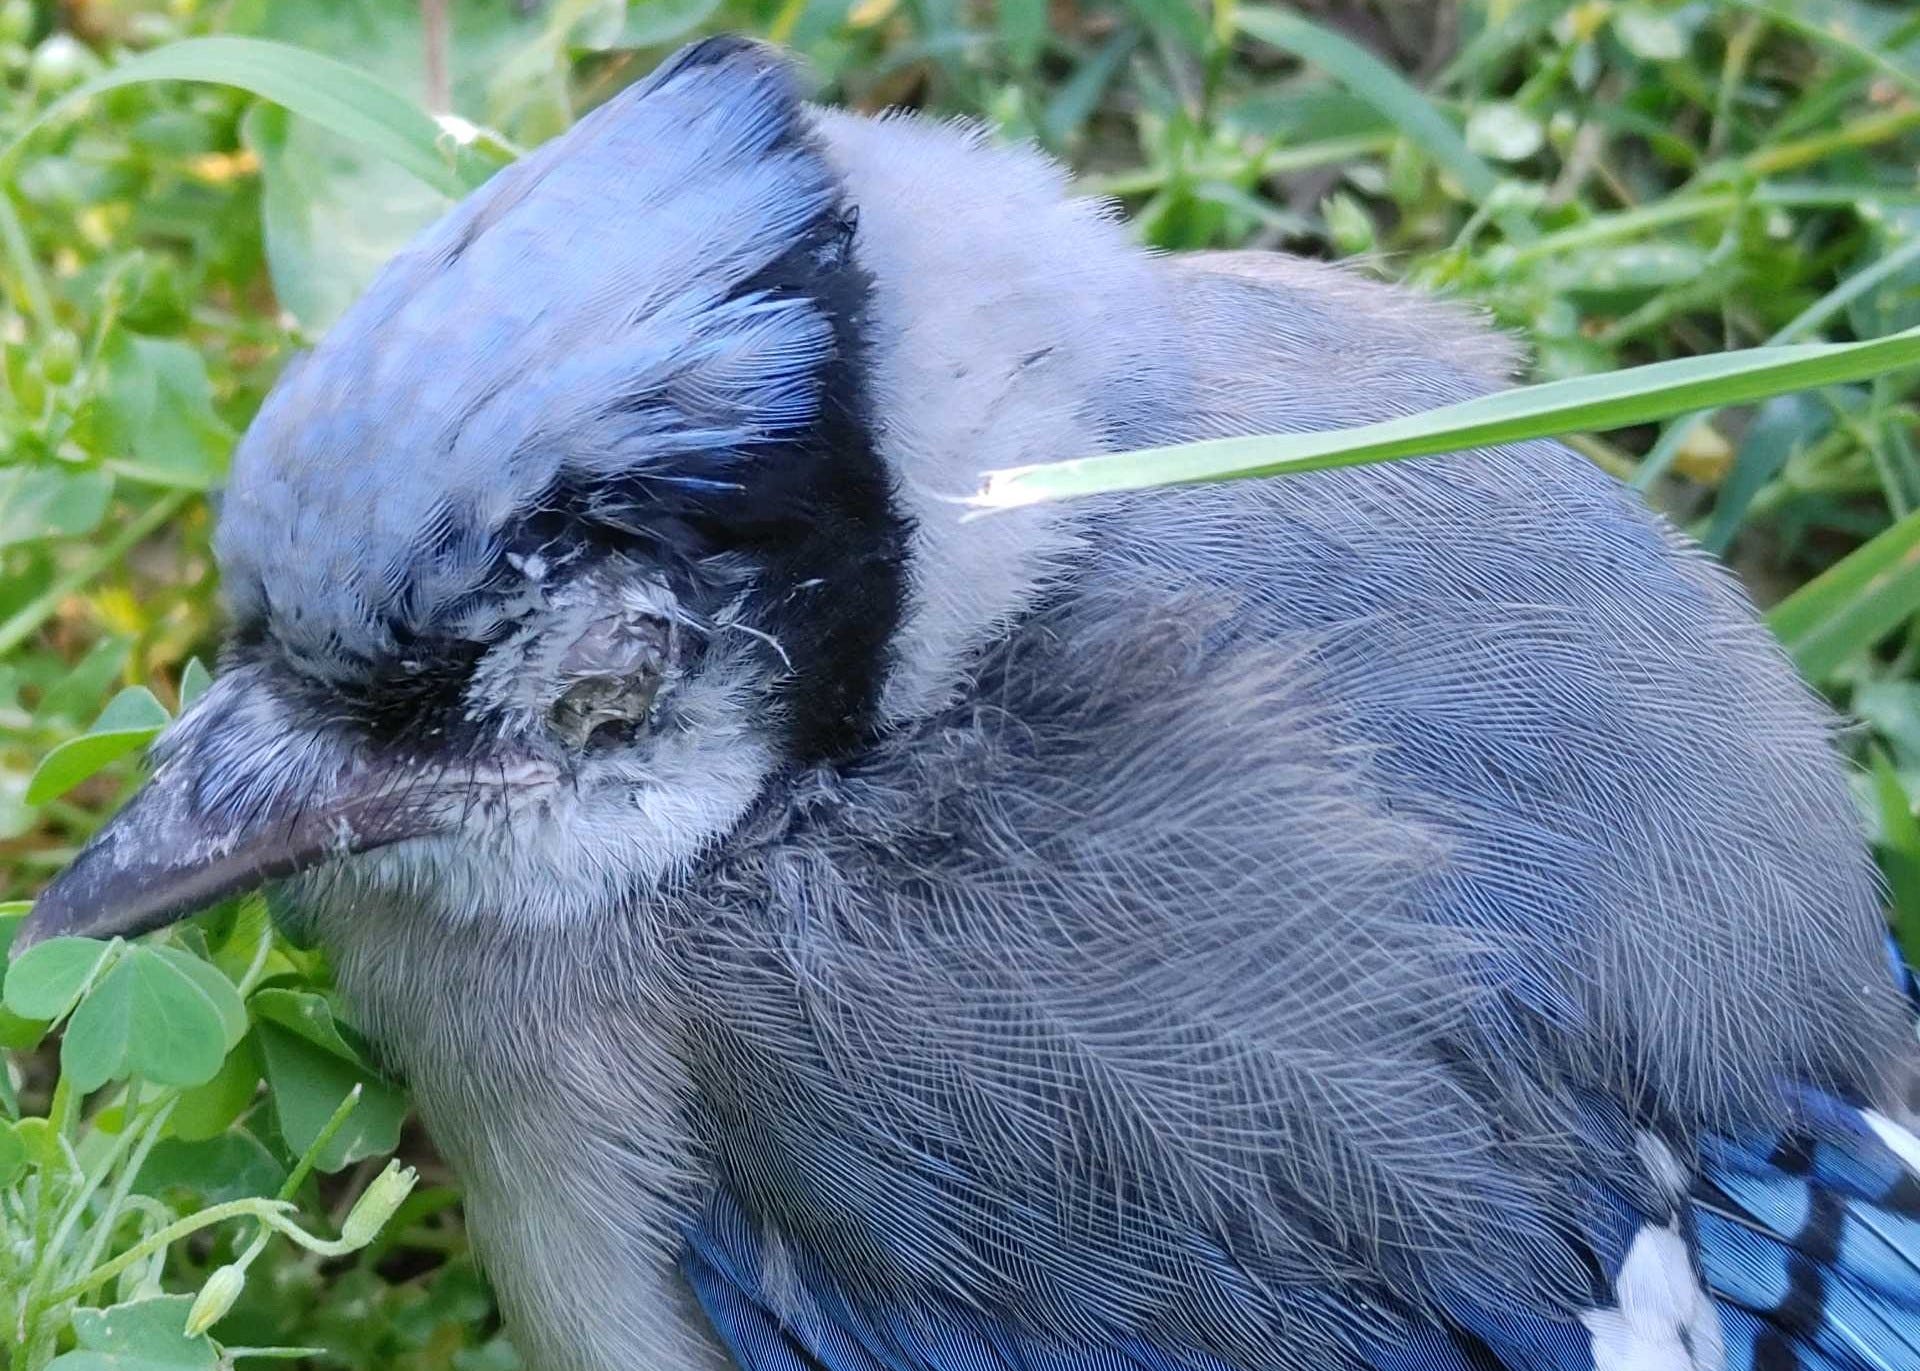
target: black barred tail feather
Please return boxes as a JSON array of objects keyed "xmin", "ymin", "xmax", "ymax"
[
  {"xmin": 1679, "ymin": 944, "xmax": 1920, "ymax": 1371},
  {"xmin": 1692, "ymin": 1097, "xmax": 1920, "ymax": 1371}
]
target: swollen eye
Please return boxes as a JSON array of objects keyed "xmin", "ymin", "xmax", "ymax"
[{"xmin": 548, "ymin": 613, "xmax": 673, "ymax": 750}]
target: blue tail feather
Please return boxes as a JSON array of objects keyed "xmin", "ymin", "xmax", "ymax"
[
  {"xmin": 1698, "ymin": 1165, "xmax": 1920, "ymax": 1309},
  {"xmin": 1702, "ymin": 1127, "xmax": 1920, "ymax": 1215},
  {"xmin": 1717, "ymin": 1303, "xmax": 1845, "ymax": 1371},
  {"xmin": 1696, "ymin": 1081, "xmax": 1920, "ymax": 1371},
  {"xmin": 1695, "ymin": 1200, "xmax": 1920, "ymax": 1371}
]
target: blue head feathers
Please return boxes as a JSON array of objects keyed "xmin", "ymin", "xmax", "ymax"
[{"xmin": 216, "ymin": 37, "xmax": 904, "ymax": 759}]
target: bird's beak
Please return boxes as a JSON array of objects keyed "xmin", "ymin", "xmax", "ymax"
[{"xmin": 18, "ymin": 682, "xmax": 453, "ymax": 952}]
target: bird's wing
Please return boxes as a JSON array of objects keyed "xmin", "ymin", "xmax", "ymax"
[{"xmin": 670, "ymin": 253, "xmax": 1920, "ymax": 1371}]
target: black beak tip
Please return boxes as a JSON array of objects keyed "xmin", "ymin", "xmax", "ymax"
[
  {"xmin": 14, "ymin": 864, "xmax": 175, "ymax": 953},
  {"xmin": 11, "ymin": 907, "xmax": 56, "ymax": 954}
]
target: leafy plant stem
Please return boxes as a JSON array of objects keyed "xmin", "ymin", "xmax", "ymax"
[
  {"xmin": 15, "ymin": 1092, "xmax": 165, "ymax": 1364},
  {"xmin": 281, "ymin": 1088, "xmax": 359, "ymax": 1204},
  {"xmin": 0, "ymin": 491, "xmax": 191, "ymax": 659},
  {"xmin": 45, "ymin": 1198, "xmax": 302, "ymax": 1305},
  {"xmin": 0, "ymin": 188, "xmax": 54, "ymax": 331},
  {"xmin": 1743, "ymin": 104, "xmax": 1920, "ymax": 177},
  {"xmin": 63, "ymin": 1096, "xmax": 178, "ymax": 1289},
  {"xmin": 44, "ymin": 1083, "xmax": 146, "ymax": 1273},
  {"xmin": 1634, "ymin": 234, "xmax": 1920, "ymax": 490},
  {"xmin": 1710, "ymin": 15, "xmax": 1767, "ymax": 156}
]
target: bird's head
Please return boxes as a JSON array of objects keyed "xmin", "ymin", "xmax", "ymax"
[{"xmin": 21, "ymin": 38, "xmax": 943, "ymax": 944}]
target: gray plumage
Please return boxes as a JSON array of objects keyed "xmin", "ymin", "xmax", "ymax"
[{"xmin": 28, "ymin": 37, "xmax": 1920, "ymax": 1371}]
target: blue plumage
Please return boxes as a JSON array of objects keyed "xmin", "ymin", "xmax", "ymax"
[
  {"xmin": 25, "ymin": 35, "xmax": 1920, "ymax": 1371},
  {"xmin": 687, "ymin": 1027, "xmax": 1920, "ymax": 1371},
  {"xmin": 687, "ymin": 1134, "xmax": 1920, "ymax": 1371}
]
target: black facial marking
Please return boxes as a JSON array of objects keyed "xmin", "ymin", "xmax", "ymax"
[
  {"xmin": 700, "ymin": 204, "xmax": 908, "ymax": 762},
  {"xmin": 479, "ymin": 191, "xmax": 903, "ymax": 766}
]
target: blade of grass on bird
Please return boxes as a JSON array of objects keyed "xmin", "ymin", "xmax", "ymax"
[
  {"xmin": 1235, "ymin": 5, "xmax": 1500, "ymax": 203},
  {"xmin": 1768, "ymin": 505, "xmax": 1920, "ymax": 683},
  {"xmin": 973, "ymin": 325, "xmax": 1920, "ymax": 508},
  {"xmin": 0, "ymin": 36, "xmax": 510, "ymax": 197}
]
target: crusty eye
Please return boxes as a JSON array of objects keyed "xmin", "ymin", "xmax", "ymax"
[{"xmin": 547, "ymin": 613, "xmax": 673, "ymax": 750}]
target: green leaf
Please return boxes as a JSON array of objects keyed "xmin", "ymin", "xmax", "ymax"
[
  {"xmin": 168, "ymin": 1036, "xmax": 263, "ymax": 1141},
  {"xmin": 1, "ymin": 36, "xmax": 497, "ymax": 198},
  {"xmin": 0, "ymin": 466, "xmax": 112, "ymax": 549},
  {"xmin": 1223, "ymin": 88, "xmax": 1392, "ymax": 142},
  {"xmin": 244, "ymin": 100, "xmax": 449, "ymax": 332},
  {"xmin": 1635, "ymin": 234, "xmax": 1920, "ymax": 491},
  {"xmin": 615, "ymin": 0, "xmax": 724, "ymax": 48},
  {"xmin": 178, "ymin": 657, "xmax": 212, "ymax": 710},
  {"xmin": 250, "ymin": 987, "xmax": 378, "ymax": 1065},
  {"xmin": 997, "ymin": 0, "xmax": 1048, "ymax": 68},
  {"xmin": 1118, "ymin": 0, "xmax": 1209, "ymax": 52},
  {"xmin": 1702, "ymin": 392, "xmax": 1838, "ymax": 553},
  {"xmin": 90, "ymin": 335, "xmax": 234, "ymax": 490},
  {"xmin": 34, "ymin": 637, "xmax": 132, "ymax": 727},
  {"xmin": 1236, "ymin": 6, "xmax": 1500, "ymax": 201},
  {"xmin": 1042, "ymin": 28, "xmax": 1138, "ymax": 145},
  {"xmin": 1770, "ymin": 506, "xmax": 1920, "ymax": 683},
  {"xmin": 151, "ymin": 945, "xmax": 247, "ymax": 1050},
  {"xmin": 0, "ymin": 904, "xmax": 50, "ymax": 1056},
  {"xmin": 974, "ymin": 325, "xmax": 1920, "ymax": 507},
  {"xmin": 209, "ymin": 895, "xmax": 296, "ymax": 989},
  {"xmin": 0, "ymin": 1005, "xmax": 44, "ymax": 1052},
  {"xmin": 1870, "ymin": 750, "xmax": 1920, "ymax": 961},
  {"xmin": 92, "ymin": 685, "xmax": 171, "ymax": 732},
  {"xmin": 3, "ymin": 935, "xmax": 114, "ymax": 1021},
  {"xmin": 49, "ymin": 1296, "xmax": 220, "ymax": 1371},
  {"xmin": 257, "ymin": 1018, "xmax": 407, "ymax": 1172},
  {"xmin": 136, "ymin": 1129, "xmax": 285, "ymax": 1204},
  {"xmin": 60, "ymin": 945, "xmax": 235, "ymax": 1092},
  {"xmin": 27, "ymin": 684, "xmax": 170, "ymax": 805}
]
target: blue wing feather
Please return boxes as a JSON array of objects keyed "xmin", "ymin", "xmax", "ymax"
[
  {"xmin": 683, "ymin": 958, "xmax": 1920, "ymax": 1371},
  {"xmin": 1689, "ymin": 941, "xmax": 1920, "ymax": 1371}
]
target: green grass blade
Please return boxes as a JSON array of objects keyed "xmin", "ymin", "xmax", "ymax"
[
  {"xmin": 1769, "ymin": 506, "xmax": 1920, "ymax": 682},
  {"xmin": 0, "ymin": 36, "xmax": 504, "ymax": 197},
  {"xmin": 1235, "ymin": 6, "xmax": 1499, "ymax": 202},
  {"xmin": 974, "ymin": 326, "xmax": 1920, "ymax": 508},
  {"xmin": 1722, "ymin": 0, "xmax": 1920, "ymax": 100}
]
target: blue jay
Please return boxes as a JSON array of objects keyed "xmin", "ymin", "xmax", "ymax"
[{"xmin": 23, "ymin": 36, "xmax": 1920, "ymax": 1371}]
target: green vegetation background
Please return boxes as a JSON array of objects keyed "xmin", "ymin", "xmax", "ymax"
[{"xmin": 2, "ymin": 0, "xmax": 1919, "ymax": 1366}]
